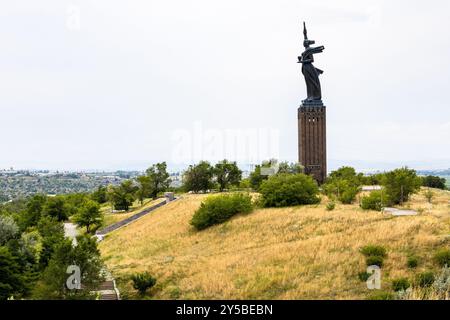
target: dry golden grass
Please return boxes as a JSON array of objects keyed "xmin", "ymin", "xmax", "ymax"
[{"xmin": 99, "ymin": 188, "xmax": 450, "ymax": 300}]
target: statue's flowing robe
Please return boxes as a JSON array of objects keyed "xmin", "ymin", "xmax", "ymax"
[{"xmin": 301, "ymin": 47, "xmax": 323, "ymax": 101}]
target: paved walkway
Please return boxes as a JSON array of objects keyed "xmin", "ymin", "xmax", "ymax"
[
  {"xmin": 95, "ymin": 197, "xmax": 177, "ymax": 237},
  {"xmin": 63, "ymin": 222, "xmax": 78, "ymax": 245},
  {"xmin": 383, "ymin": 207, "xmax": 418, "ymax": 216}
]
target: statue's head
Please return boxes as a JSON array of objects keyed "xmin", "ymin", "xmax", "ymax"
[{"xmin": 303, "ymin": 39, "xmax": 315, "ymax": 48}]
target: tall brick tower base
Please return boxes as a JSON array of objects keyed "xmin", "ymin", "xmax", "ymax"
[{"xmin": 298, "ymin": 103, "xmax": 327, "ymax": 184}]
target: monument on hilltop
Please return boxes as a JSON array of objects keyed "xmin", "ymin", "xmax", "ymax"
[{"xmin": 297, "ymin": 22, "xmax": 327, "ymax": 183}]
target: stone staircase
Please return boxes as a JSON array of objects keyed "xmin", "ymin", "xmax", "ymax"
[{"xmin": 95, "ymin": 270, "xmax": 120, "ymax": 300}]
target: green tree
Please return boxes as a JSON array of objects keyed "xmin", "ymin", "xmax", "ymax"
[
  {"xmin": 249, "ymin": 165, "xmax": 266, "ymax": 191},
  {"xmin": 381, "ymin": 168, "xmax": 422, "ymax": 205},
  {"xmin": 277, "ymin": 162, "xmax": 304, "ymax": 175},
  {"xmin": 248, "ymin": 160, "xmax": 279, "ymax": 191},
  {"xmin": 182, "ymin": 161, "xmax": 214, "ymax": 193},
  {"xmin": 18, "ymin": 230, "xmax": 43, "ymax": 266},
  {"xmin": 328, "ymin": 166, "xmax": 358, "ymax": 181},
  {"xmin": 107, "ymin": 180, "xmax": 137, "ymax": 211},
  {"xmin": 91, "ymin": 186, "xmax": 108, "ymax": 204},
  {"xmin": 42, "ymin": 196, "xmax": 70, "ymax": 221},
  {"xmin": 73, "ymin": 200, "xmax": 103, "ymax": 234},
  {"xmin": 135, "ymin": 176, "xmax": 153, "ymax": 206},
  {"xmin": 19, "ymin": 194, "xmax": 47, "ymax": 230},
  {"xmin": 146, "ymin": 162, "xmax": 171, "ymax": 199},
  {"xmin": 421, "ymin": 175, "xmax": 447, "ymax": 190},
  {"xmin": 0, "ymin": 246, "xmax": 27, "ymax": 300},
  {"xmin": 213, "ymin": 160, "xmax": 242, "ymax": 192},
  {"xmin": 0, "ymin": 215, "xmax": 19, "ymax": 246},
  {"xmin": 63, "ymin": 193, "xmax": 90, "ymax": 217},
  {"xmin": 323, "ymin": 167, "xmax": 361, "ymax": 204},
  {"xmin": 33, "ymin": 235, "xmax": 104, "ymax": 299},
  {"xmin": 37, "ymin": 216, "xmax": 65, "ymax": 269}
]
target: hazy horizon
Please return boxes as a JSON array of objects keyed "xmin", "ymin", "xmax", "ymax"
[
  {"xmin": 3, "ymin": 159, "xmax": 450, "ymax": 174},
  {"xmin": 1, "ymin": 0, "xmax": 450, "ymax": 172}
]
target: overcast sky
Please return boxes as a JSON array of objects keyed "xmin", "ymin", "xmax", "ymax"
[{"xmin": 1, "ymin": 0, "xmax": 449, "ymax": 172}]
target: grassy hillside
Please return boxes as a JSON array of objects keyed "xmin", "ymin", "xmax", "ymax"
[
  {"xmin": 99, "ymin": 189, "xmax": 450, "ymax": 299},
  {"xmin": 100, "ymin": 198, "xmax": 166, "ymax": 228}
]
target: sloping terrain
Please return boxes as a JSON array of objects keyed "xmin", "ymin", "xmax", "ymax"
[{"xmin": 99, "ymin": 189, "xmax": 450, "ymax": 299}]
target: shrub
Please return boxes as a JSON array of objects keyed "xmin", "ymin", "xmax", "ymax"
[
  {"xmin": 433, "ymin": 249, "xmax": 450, "ymax": 267},
  {"xmin": 339, "ymin": 186, "xmax": 360, "ymax": 204},
  {"xmin": 360, "ymin": 245, "xmax": 387, "ymax": 258},
  {"xmin": 190, "ymin": 193, "xmax": 253, "ymax": 230},
  {"xmin": 366, "ymin": 256, "xmax": 384, "ymax": 267},
  {"xmin": 391, "ymin": 278, "xmax": 410, "ymax": 292},
  {"xmin": 432, "ymin": 266, "xmax": 450, "ymax": 297},
  {"xmin": 131, "ymin": 272, "xmax": 156, "ymax": 295},
  {"xmin": 367, "ymin": 291, "xmax": 395, "ymax": 300},
  {"xmin": 358, "ymin": 271, "xmax": 371, "ymax": 282},
  {"xmin": 423, "ymin": 190, "xmax": 434, "ymax": 203},
  {"xmin": 326, "ymin": 201, "xmax": 335, "ymax": 211},
  {"xmin": 360, "ymin": 190, "xmax": 384, "ymax": 211},
  {"xmin": 407, "ymin": 256, "xmax": 419, "ymax": 269},
  {"xmin": 259, "ymin": 174, "xmax": 320, "ymax": 208},
  {"xmin": 415, "ymin": 272, "xmax": 435, "ymax": 288}
]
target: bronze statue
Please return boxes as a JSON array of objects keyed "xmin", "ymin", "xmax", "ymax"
[{"xmin": 298, "ymin": 22, "xmax": 325, "ymax": 103}]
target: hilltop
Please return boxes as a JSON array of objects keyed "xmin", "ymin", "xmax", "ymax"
[{"xmin": 99, "ymin": 188, "xmax": 450, "ymax": 299}]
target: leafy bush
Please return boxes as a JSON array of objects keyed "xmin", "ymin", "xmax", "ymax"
[
  {"xmin": 433, "ymin": 249, "xmax": 450, "ymax": 267},
  {"xmin": 366, "ymin": 256, "xmax": 384, "ymax": 267},
  {"xmin": 360, "ymin": 245, "xmax": 387, "ymax": 258},
  {"xmin": 259, "ymin": 174, "xmax": 320, "ymax": 208},
  {"xmin": 423, "ymin": 190, "xmax": 434, "ymax": 203},
  {"xmin": 339, "ymin": 186, "xmax": 360, "ymax": 204},
  {"xmin": 391, "ymin": 278, "xmax": 410, "ymax": 292},
  {"xmin": 358, "ymin": 271, "xmax": 371, "ymax": 282},
  {"xmin": 360, "ymin": 245, "xmax": 387, "ymax": 267},
  {"xmin": 367, "ymin": 291, "xmax": 395, "ymax": 300},
  {"xmin": 415, "ymin": 272, "xmax": 435, "ymax": 288},
  {"xmin": 131, "ymin": 272, "xmax": 157, "ymax": 295},
  {"xmin": 407, "ymin": 255, "xmax": 419, "ymax": 269},
  {"xmin": 360, "ymin": 190, "xmax": 384, "ymax": 211},
  {"xmin": 432, "ymin": 266, "xmax": 450, "ymax": 297},
  {"xmin": 190, "ymin": 193, "xmax": 253, "ymax": 230},
  {"xmin": 326, "ymin": 201, "xmax": 336, "ymax": 211}
]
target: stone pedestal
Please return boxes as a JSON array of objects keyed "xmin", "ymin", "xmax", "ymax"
[
  {"xmin": 298, "ymin": 103, "xmax": 327, "ymax": 184},
  {"xmin": 164, "ymin": 192, "xmax": 175, "ymax": 202}
]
